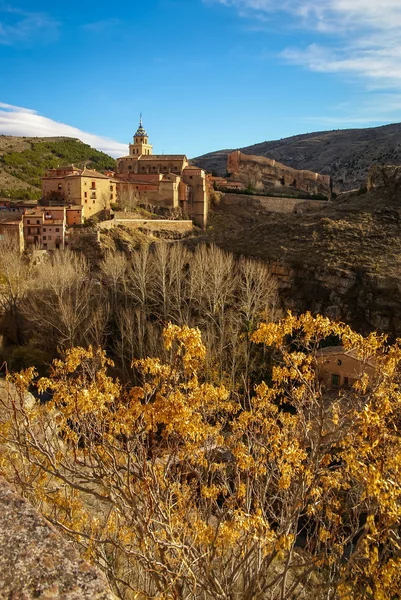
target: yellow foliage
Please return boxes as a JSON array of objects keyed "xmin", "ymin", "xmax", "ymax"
[{"xmin": 2, "ymin": 314, "xmax": 401, "ymax": 599}]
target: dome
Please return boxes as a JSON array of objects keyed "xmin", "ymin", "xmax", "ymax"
[{"xmin": 135, "ymin": 115, "xmax": 147, "ymax": 138}]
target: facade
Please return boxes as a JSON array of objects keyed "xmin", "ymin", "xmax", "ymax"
[
  {"xmin": 317, "ymin": 346, "xmax": 376, "ymax": 389},
  {"xmin": 42, "ymin": 166, "xmax": 117, "ymax": 219},
  {"xmin": 22, "ymin": 206, "xmax": 83, "ymax": 250},
  {"xmin": 0, "ymin": 219, "xmax": 24, "ymax": 252},
  {"xmin": 115, "ymin": 118, "xmax": 209, "ymax": 228}
]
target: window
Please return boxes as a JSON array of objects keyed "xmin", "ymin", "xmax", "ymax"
[
  {"xmin": 48, "ymin": 236, "xmax": 52, "ymax": 240},
  {"xmin": 331, "ymin": 374, "xmax": 340, "ymax": 387},
  {"xmin": 37, "ymin": 220, "xmax": 40, "ymax": 224},
  {"xmin": 337, "ymin": 359, "xmax": 342, "ymax": 366},
  {"xmin": 110, "ymin": 185, "xmax": 113, "ymax": 191},
  {"xmin": 43, "ymin": 236, "xmax": 46, "ymax": 240},
  {"xmin": 43, "ymin": 228, "xmax": 46, "ymax": 232},
  {"xmin": 27, "ymin": 220, "xmax": 30, "ymax": 224},
  {"xmin": 58, "ymin": 184, "xmax": 62, "ymax": 190},
  {"xmin": 84, "ymin": 192, "xmax": 87, "ymax": 198},
  {"xmin": 91, "ymin": 182, "xmax": 96, "ymax": 189},
  {"xmin": 55, "ymin": 228, "xmax": 59, "ymax": 232}
]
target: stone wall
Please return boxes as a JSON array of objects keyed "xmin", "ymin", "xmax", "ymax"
[{"xmin": 227, "ymin": 151, "xmax": 331, "ymax": 199}]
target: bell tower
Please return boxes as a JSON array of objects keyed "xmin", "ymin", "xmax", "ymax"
[{"xmin": 129, "ymin": 115, "xmax": 153, "ymax": 157}]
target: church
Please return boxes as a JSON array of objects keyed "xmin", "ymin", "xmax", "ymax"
[{"xmin": 114, "ymin": 117, "xmax": 209, "ymax": 228}]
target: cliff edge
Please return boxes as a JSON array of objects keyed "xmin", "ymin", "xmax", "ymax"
[{"xmin": 0, "ymin": 478, "xmax": 115, "ymax": 599}]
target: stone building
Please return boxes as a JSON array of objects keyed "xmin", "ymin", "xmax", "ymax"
[
  {"xmin": 115, "ymin": 118, "xmax": 209, "ymax": 228},
  {"xmin": 227, "ymin": 151, "xmax": 332, "ymax": 199},
  {"xmin": 317, "ymin": 346, "xmax": 376, "ymax": 389},
  {"xmin": 42, "ymin": 166, "xmax": 117, "ymax": 219},
  {"xmin": 22, "ymin": 206, "xmax": 83, "ymax": 250},
  {"xmin": 0, "ymin": 218, "xmax": 24, "ymax": 252}
]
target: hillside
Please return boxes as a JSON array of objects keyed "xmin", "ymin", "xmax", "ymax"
[
  {"xmin": 193, "ymin": 122, "xmax": 401, "ymax": 191},
  {"xmin": 189, "ymin": 166, "xmax": 401, "ymax": 336},
  {"xmin": 0, "ymin": 136, "xmax": 116, "ymax": 200}
]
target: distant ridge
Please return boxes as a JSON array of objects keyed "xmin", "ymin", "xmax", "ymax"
[{"xmin": 192, "ymin": 122, "xmax": 401, "ymax": 191}]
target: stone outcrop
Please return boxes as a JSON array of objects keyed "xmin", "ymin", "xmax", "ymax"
[
  {"xmin": 0, "ymin": 478, "xmax": 115, "ymax": 599},
  {"xmin": 367, "ymin": 164, "xmax": 401, "ymax": 191},
  {"xmin": 226, "ymin": 151, "xmax": 332, "ymax": 199}
]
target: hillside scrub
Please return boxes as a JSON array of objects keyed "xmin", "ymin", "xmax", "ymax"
[
  {"xmin": 1, "ymin": 314, "xmax": 401, "ymax": 599},
  {"xmin": 0, "ymin": 139, "xmax": 115, "ymax": 189}
]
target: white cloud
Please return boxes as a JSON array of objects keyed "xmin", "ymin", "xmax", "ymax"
[
  {"xmin": 0, "ymin": 103, "xmax": 127, "ymax": 158},
  {"xmin": 0, "ymin": 6, "xmax": 60, "ymax": 46},
  {"xmin": 209, "ymin": 0, "xmax": 401, "ymax": 89},
  {"xmin": 82, "ymin": 18, "xmax": 121, "ymax": 33}
]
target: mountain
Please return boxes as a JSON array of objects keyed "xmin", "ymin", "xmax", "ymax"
[
  {"xmin": 192, "ymin": 123, "xmax": 401, "ymax": 191},
  {"xmin": 0, "ymin": 136, "xmax": 115, "ymax": 200}
]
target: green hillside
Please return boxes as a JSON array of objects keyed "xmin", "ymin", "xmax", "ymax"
[{"xmin": 0, "ymin": 136, "xmax": 116, "ymax": 201}]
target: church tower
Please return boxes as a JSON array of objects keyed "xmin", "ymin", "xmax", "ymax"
[{"xmin": 129, "ymin": 115, "xmax": 153, "ymax": 157}]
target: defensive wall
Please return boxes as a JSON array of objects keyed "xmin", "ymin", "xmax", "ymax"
[{"xmin": 227, "ymin": 151, "xmax": 332, "ymax": 199}]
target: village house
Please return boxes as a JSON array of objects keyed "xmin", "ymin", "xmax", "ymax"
[
  {"xmin": 42, "ymin": 166, "xmax": 117, "ymax": 220},
  {"xmin": 22, "ymin": 206, "xmax": 83, "ymax": 250},
  {"xmin": 0, "ymin": 218, "xmax": 24, "ymax": 252},
  {"xmin": 317, "ymin": 346, "xmax": 376, "ymax": 389},
  {"xmin": 115, "ymin": 117, "xmax": 209, "ymax": 228}
]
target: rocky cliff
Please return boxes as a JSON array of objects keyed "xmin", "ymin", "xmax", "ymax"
[{"xmin": 0, "ymin": 478, "xmax": 115, "ymax": 599}]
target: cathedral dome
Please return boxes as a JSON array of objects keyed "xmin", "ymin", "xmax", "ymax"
[{"xmin": 135, "ymin": 116, "xmax": 147, "ymax": 138}]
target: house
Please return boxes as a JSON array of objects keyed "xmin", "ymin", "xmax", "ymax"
[
  {"xmin": 317, "ymin": 346, "xmax": 376, "ymax": 389},
  {"xmin": 42, "ymin": 166, "xmax": 117, "ymax": 220}
]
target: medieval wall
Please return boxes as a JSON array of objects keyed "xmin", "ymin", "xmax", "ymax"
[{"xmin": 227, "ymin": 151, "xmax": 331, "ymax": 199}]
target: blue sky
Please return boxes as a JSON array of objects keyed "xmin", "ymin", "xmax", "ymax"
[{"xmin": 1, "ymin": 0, "xmax": 401, "ymax": 157}]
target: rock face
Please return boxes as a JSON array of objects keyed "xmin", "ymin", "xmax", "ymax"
[
  {"xmin": 227, "ymin": 151, "xmax": 331, "ymax": 199},
  {"xmin": 0, "ymin": 478, "xmax": 115, "ymax": 600},
  {"xmin": 367, "ymin": 164, "xmax": 401, "ymax": 190}
]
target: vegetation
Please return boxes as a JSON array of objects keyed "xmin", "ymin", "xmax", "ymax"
[
  {"xmin": 0, "ymin": 238, "xmax": 279, "ymax": 390},
  {"xmin": 1, "ymin": 314, "xmax": 401, "ymax": 599},
  {"xmin": 0, "ymin": 186, "xmax": 41, "ymax": 200},
  {"xmin": 0, "ymin": 138, "xmax": 115, "ymax": 192}
]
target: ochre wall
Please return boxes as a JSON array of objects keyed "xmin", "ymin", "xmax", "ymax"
[{"xmin": 227, "ymin": 151, "xmax": 331, "ymax": 199}]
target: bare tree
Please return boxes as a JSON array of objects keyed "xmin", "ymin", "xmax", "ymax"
[
  {"xmin": 23, "ymin": 250, "xmax": 98, "ymax": 350},
  {"xmin": 0, "ymin": 233, "xmax": 33, "ymax": 345},
  {"xmin": 117, "ymin": 186, "xmax": 140, "ymax": 213}
]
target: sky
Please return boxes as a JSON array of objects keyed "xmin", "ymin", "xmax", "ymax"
[{"xmin": 1, "ymin": 0, "xmax": 401, "ymax": 158}]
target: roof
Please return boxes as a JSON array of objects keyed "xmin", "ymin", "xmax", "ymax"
[
  {"xmin": 134, "ymin": 115, "xmax": 148, "ymax": 138},
  {"xmin": 44, "ymin": 168, "xmax": 111, "ymax": 180},
  {"xmin": 318, "ymin": 346, "xmax": 376, "ymax": 366},
  {"xmin": 137, "ymin": 155, "xmax": 187, "ymax": 161},
  {"xmin": 80, "ymin": 168, "xmax": 110, "ymax": 179},
  {"xmin": 0, "ymin": 219, "xmax": 22, "ymax": 226}
]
